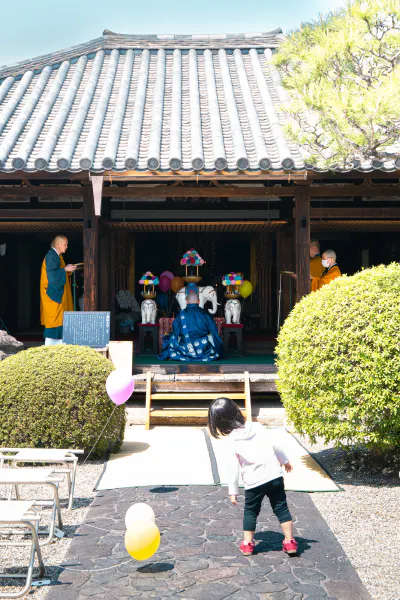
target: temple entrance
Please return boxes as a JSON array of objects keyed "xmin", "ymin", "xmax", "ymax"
[{"xmin": 111, "ymin": 223, "xmax": 280, "ymax": 358}]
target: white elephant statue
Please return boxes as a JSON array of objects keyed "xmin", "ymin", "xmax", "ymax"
[
  {"xmin": 224, "ymin": 298, "xmax": 242, "ymax": 324},
  {"xmin": 176, "ymin": 285, "xmax": 219, "ymax": 314},
  {"xmin": 141, "ymin": 299, "xmax": 157, "ymax": 324}
]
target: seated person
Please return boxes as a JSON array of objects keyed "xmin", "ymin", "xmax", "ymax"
[
  {"xmin": 158, "ymin": 286, "xmax": 223, "ymax": 362},
  {"xmin": 311, "ymin": 249, "xmax": 341, "ymax": 292}
]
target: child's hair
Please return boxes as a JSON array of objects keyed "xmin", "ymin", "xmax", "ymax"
[{"xmin": 208, "ymin": 397, "xmax": 245, "ymax": 438}]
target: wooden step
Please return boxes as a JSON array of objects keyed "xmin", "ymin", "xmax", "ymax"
[
  {"xmin": 151, "ymin": 393, "xmax": 246, "ymax": 400},
  {"xmin": 150, "ymin": 408, "xmax": 246, "ymax": 419},
  {"xmin": 145, "ymin": 370, "xmax": 252, "ymax": 430}
]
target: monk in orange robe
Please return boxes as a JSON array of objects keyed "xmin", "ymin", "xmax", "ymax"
[
  {"xmin": 40, "ymin": 236, "xmax": 76, "ymax": 345},
  {"xmin": 310, "ymin": 239, "xmax": 324, "ymax": 278},
  {"xmin": 311, "ymin": 249, "xmax": 341, "ymax": 292}
]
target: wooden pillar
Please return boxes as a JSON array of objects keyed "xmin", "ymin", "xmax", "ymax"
[
  {"xmin": 276, "ymin": 223, "xmax": 295, "ymax": 322},
  {"xmin": 110, "ymin": 229, "xmax": 116, "ymax": 340},
  {"xmin": 83, "ymin": 186, "xmax": 99, "ymax": 311},
  {"xmin": 98, "ymin": 220, "xmax": 111, "ymax": 311},
  {"xmin": 294, "ymin": 186, "xmax": 311, "ymax": 301}
]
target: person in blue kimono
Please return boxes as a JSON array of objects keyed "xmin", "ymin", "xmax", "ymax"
[{"xmin": 159, "ymin": 286, "xmax": 223, "ymax": 362}]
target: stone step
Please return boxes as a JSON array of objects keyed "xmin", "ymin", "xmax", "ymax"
[{"xmin": 126, "ymin": 399, "xmax": 285, "ymax": 427}]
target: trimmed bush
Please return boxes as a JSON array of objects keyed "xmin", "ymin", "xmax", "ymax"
[
  {"xmin": 0, "ymin": 345, "xmax": 126, "ymax": 458},
  {"xmin": 276, "ymin": 264, "xmax": 400, "ymax": 450}
]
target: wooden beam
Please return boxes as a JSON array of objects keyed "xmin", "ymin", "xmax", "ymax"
[
  {"xmin": 309, "ymin": 185, "xmax": 400, "ymax": 197},
  {"xmin": 0, "ymin": 209, "xmax": 83, "ymax": 219},
  {"xmin": 82, "ymin": 187, "xmax": 99, "ymax": 312},
  {"xmin": 0, "ymin": 183, "xmax": 398, "ymax": 200},
  {"xmin": 110, "ymin": 209, "xmax": 280, "ymax": 220},
  {"xmin": 295, "ymin": 186, "xmax": 311, "ymax": 301},
  {"xmin": 0, "ymin": 187, "xmax": 83, "ymax": 198},
  {"xmin": 108, "ymin": 170, "xmax": 308, "ymax": 181},
  {"xmin": 309, "ymin": 207, "xmax": 400, "ymax": 219}
]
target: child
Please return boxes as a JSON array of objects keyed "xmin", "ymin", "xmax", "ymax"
[{"xmin": 208, "ymin": 397, "xmax": 298, "ymax": 556}]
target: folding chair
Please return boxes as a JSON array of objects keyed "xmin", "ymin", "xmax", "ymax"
[
  {"xmin": 0, "ymin": 501, "xmax": 45, "ymax": 599},
  {"xmin": 0, "ymin": 448, "xmax": 83, "ymax": 509},
  {"xmin": 0, "ymin": 469, "xmax": 63, "ymax": 545}
]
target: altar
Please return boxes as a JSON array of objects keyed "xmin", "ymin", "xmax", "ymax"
[{"xmin": 133, "ymin": 248, "xmax": 252, "ymax": 360}]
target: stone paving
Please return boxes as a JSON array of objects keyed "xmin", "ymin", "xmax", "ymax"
[{"xmin": 46, "ymin": 485, "xmax": 371, "ymax": 600}]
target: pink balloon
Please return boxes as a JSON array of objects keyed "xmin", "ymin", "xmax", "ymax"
[
  {"xmin": 106, "ymin": 370, "xmax": 135, "ymax": 405},
  {"xmin": 160, "ymin": 271, "xmax": 174, "ymax": 280},
  {"xmin": 159, "ymin": 275, "xmax": 171, "ymax": 293}
]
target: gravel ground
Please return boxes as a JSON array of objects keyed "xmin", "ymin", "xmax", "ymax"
[
  {"xmin": 0, "ymin": 461, "xmax": 104, "ymax": 600},
  {"xmin": 1, "ymin": 437, "xmax": 399, "ymax": 600},
  {"xmin": 295, "ymin": 435, "xmax": 400, "ymax": 600}
]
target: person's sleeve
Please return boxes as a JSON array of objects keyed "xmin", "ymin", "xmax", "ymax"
[
  {"xmin": 272, "ymin": 443, "xmax": 289, "ymax": 466},
  {"xmin": 226, "ymin": 443, "xmax": 241, "ymax": 496},
  {"xmin": 311, "ymin": 276, "xmax": 321, "ymax": 292},
  {"xmin": 45, "ymin": 252, "xmax": 66, "ymax": 286}
]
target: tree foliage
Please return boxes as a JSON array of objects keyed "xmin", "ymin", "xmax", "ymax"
[
  {"xmin": 276, "ymin": 264, "xmax": 400, "ymax": 450},
  {"xmin": 0, "ymin": 345, "xmax": 126, "ymax": 458},
  {"xmin": 274, "ymin": 0, "xmax": 400, "ymax": 169}
]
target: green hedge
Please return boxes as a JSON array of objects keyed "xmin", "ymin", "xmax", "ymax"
[
  {"xmin": 0, "ymin": 345, "xmax": 126, "ymax": 458},
  {"xmin": 276, "ymin": 264, "xmax": 400, "ymax": 450}
]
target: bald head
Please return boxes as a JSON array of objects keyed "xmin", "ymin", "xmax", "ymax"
[
  {"xmin": 323, "ymin": 249, "xmax": 336, "ymax": 261},
  {"xmin": 51, "ymin": 236, "xmax": 68, "ymax": 254},
  {"xmin": 322, "ymin": 249, "xmax": 337, "ymax": 269},
  {"xmin": 186, "ymin": 292, "xmax": 199, "ymax": 305}
]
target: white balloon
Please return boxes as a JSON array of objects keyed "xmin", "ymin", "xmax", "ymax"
[{"xmin": 125, "ymin": 503, "xmax": 155, "ymax": 528}]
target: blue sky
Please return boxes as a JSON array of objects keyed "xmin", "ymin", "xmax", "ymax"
[{"xmin": 0, "ymin": 0, "xmax": 346, "ymax": 67}]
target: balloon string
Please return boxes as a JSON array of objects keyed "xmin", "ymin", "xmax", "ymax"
[
  {"xmin": 63, "ymin": 558, "xmax": 132, "ymax": 573},
  {"xmin": 82, "ymin": 405, "xmax": 117, "ymax": 466}
]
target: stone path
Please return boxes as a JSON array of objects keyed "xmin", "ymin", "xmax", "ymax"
[{"xmin": 46, "ymin": 486, "xmax": 371, "ymax": 600}]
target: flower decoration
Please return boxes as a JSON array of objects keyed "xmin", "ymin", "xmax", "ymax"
[
  {"xmin": 180, "ymin": 248, "xmax": 205, "ymax": 266},
  {"xmin": 222, "ymin": 272, "xmax": 244, "ymax": 286},
  {"xmin": 139, "ymin": 271, "xmax": 159, "ymax": 285}
]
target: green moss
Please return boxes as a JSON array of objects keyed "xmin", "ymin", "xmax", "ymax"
[
  {"xmin": 0, "ymin": 345, "xmax": 126, "ymax": 458},
  {"xmin": 276, "ymin": 264, "xmax": 400, "ymax": 450}
]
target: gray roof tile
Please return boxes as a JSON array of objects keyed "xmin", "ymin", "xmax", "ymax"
[{"xmin": 0, "ymin": 31, "xmax": 398, "ymax": 174}]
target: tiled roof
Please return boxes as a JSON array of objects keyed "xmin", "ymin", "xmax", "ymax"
[{"xmin": 0, "ymin": 30, "xmax": 398, "ymax": 174}]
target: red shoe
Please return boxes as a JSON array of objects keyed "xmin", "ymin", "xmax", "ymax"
[
  {"xmin": 239, "ymin": 540, "xmax": 255, "ymax": 556},
  {"xmin": 282, "ymin": 538, "xmax": 298, "ymax": 555}
]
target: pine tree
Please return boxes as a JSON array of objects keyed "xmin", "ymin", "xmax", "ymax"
[{"xmin": 274, "ymin": 0, "xmax": 400, "ymax": 169}]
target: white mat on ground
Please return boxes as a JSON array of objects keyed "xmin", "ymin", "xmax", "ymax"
[
  {"xmin": 211, "ymin": 428, "xmax": 340, "ymax": 493},
  {"xmin": 96, "ymin": 427, "xmax": 214, "ymax": 489},
  {"xmin": 96, "ymin": 426, "xmax": 339, "ymax": 492}
]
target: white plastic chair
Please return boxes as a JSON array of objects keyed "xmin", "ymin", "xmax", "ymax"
[
  {"xmin": 0, "ymin": 448, "xmax": 83, "ymax": 509},
  {"xmin": 0, "ymin": 501, "xmax": 45, "ymax": 598},
  {"xmin": 0, "ymin": 469, "xmax": 63, "ymax": 545}
]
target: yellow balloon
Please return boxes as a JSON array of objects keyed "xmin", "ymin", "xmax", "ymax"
[
  {"xmin": 125, "ymin": 520, "xmax": 160, "ymax": 561},
  {"xmin": 239, "ymin": 280, "xmax": 253, "ymax": 299}
]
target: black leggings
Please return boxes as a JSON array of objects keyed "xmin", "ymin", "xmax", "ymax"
[{"xmin": 243, "ymin": 476, "xmax": 292, "ymax": 531}]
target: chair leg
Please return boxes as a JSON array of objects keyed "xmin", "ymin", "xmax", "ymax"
[
  {"xmin": 145, "ymin": 371, "xmax": 152, "ymax": 430},
  {"xmin": 0, "ymin": 517, "xmax": 45, "ymax": 599},
  {"xmin": 69, "ymin": 459, "xmax": 78, "ymax": 510},
  {"xmin": 51, "ymin": 483, "xmax": 63, "ymax": 530}
]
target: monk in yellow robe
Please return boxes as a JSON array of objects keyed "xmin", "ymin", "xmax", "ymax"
[
  {"xmin": 40, "ymin": 236, "xmax": 76, "ymax": 345},
  {"xmin": 311, "ymin": 249, "xmax": 341, "ymax": 292},
  {"xmin": 310, "ymin": 239, "xmax": 324, "ymax": 278}
]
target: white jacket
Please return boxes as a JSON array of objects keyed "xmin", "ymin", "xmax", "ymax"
[{"xmin": 226, "ymin": 422, "xmax": 289, "ymax": 495}]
